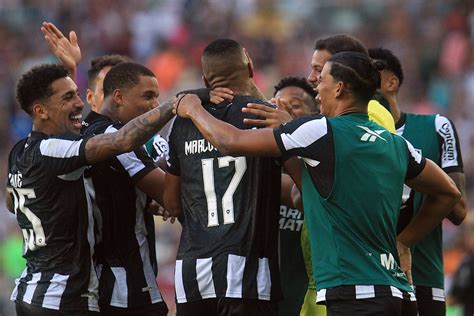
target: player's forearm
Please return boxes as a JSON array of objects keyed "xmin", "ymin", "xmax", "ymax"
[
  {"xmin": 397, "ymin": 193, "xmax": 459, "ymax": 247},
  {"xmin": 86, "ymin": 99, "xmax": 174, "ymax": 164},
  {"xmin": 188, "ymin": 105, "xmax": 241, "ymax": 156},
  {"xmin": 446, "ymin": 172, "xmax": 467, "ymax": 225}
]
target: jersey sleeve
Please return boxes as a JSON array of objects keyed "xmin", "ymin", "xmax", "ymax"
[
  {"xmin": 38, "ymin": 134, "xmax": 89, "ymax": 176},
  {"xmin": 435, "ymin": 115, "xmax": 463, "ymax": 173},
  {"xmin": 104, "ymin": 125, "xmax": 156, "ymax": 183},
  {"xmin": 273, "ymin": 115, "xmax": 331, "ymax": 162},
  {"xmin": 166, "ymin": 117, "xmax": 180, "ymax": 176},
  {"xmin": 404, "ymin": 138, "xmax": 427, "ymax": 180}
]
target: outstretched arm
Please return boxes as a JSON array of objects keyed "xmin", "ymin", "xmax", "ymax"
[
  {"xmin": 41, "ymin": 22, "xmax": 81, "ymax": 79},
  {"xmin": 175, "ymin": 94, "xmax": 281, "ymax": 157},
  {"xmin": 398, "ymin": 159, "xmax": 461, "ymax": 248},
  {"xmin": 85, "ymin": 99, "xmax": 174, "ymax": 164}
]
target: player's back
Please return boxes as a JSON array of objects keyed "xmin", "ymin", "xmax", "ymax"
[
  {"xmin": 167, "ymin": 95, "xmax": 282, "ymax": 303},
  {"xmin": 7, "ymin": 132, "xmax": 99, "ymax": 312}
]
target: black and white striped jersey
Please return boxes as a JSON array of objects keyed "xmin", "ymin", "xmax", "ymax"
[
  {"xmin": 82, "ymin": 113, "xmax": 164, "ymax": 309},
  {"xmin": 7, "ymin": 131, "xmax": 99, "ymax": 312},
  {"xmin": 167, "ymin": 95, "xmax": 282, "ymax": 303}
]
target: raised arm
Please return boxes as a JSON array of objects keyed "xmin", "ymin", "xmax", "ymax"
[
  {"xmin": 85, "ymin": 99, "xmax": 174, "ymax": 164},
  {"xmin": 41, "ymin": 22, "xmax": 81, "ymax": 79},
  {"xmin": 175, "ymin": 94, "xmax": 281, "ymax": 157},
  {"xmin": 398, "ymin": 159, "xmax": 461, "ymax": 248}
]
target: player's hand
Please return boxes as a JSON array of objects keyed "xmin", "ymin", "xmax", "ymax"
[
  {"xmin": 173, "ymin": 94, "xmax": 202, "ymax": 118},
  {"xmin": 397, "ymin": 241, "xmax": 413, "ymax": 285},
  {"xmin": 147, "ymin": 200, "xmax": 176, "ymax": 223},
  {"xmin": 210, "ymin": 87, "xmax": 234, "ymax": 104},
  {"xmin": 41, "ymin": 21, "xmax": 81, "ymax": 77},
  {"xmin": 242, "ymin": 103, "xmax": 292, "ymax": 128}
]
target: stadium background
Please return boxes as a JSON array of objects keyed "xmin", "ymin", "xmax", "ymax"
[{"xmin": 0, "ymin": 0, "xmax": 472, "ymax": 315}]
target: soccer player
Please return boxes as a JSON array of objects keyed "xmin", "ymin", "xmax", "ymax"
[
  {"xmin": 369, "ymin": 47, "xmax": 467, "ymax": 316},
  {"xmin": 270, "ymin": 77, "xmax": 322, "ymax": 316},
  {"xmin": 81, "ymin": 62, "xmax": 171, "ymax": 315},
  {"xmin": 163, "ymin": 39, "xmax": 281, "ymax": 316},
  {"xmin": 6, "ymin": 64, "xmax": 174, "ymax": 316},
  {"xmin": 172, "ymin": 51, "xmax": 461, "ymax": 316}
]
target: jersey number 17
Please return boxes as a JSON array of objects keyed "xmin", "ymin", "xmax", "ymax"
[{"xmin": 201, "ymin": 156, "xmax": 247, "ymax": 227}]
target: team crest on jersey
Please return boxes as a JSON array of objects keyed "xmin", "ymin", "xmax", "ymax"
[
  {"xmin": 151, "ymin": 135, "xmax": 169, "ymax": 162},
  {"xmin": 357, "ymin": 126, "xmax": 387, "ymax": 142}
]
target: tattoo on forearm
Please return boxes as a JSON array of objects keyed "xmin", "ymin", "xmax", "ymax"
[{"xmin": 86, "ymin": 99, "xmax": 174, "ymax": 164}]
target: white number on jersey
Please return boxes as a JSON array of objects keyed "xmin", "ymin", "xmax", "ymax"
[
  {"xmin": 7, "ymin": 187, "xmax": 46, "ymax": 252},
  {"xmin": 201, "ymin": 156, "xmax": 247, "ymax": 227}
]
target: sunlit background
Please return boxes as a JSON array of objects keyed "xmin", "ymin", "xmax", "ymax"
[{"xmin": 0, "ymin": 1, "xmax": 473, "ymax": 315}]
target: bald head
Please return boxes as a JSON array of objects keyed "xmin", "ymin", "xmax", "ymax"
[{"xmin": 202, "ymin": 39, "xmax": 252, "ymax": 87}]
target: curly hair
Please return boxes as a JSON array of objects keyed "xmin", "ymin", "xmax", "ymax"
[
  {"xmin": 274, "ymin": 77, "xmax": 317, "ymax": 99},
  {"xmin": 87, "ymin": 54, "xmax": 131, "ymax": 90},
  {"xmin": 368, "ymin": 48, "xmax": 404, "ymax": 87},
  {"xmin": 103, "ymin": 62, "xmax": 156, "ymax": 97},
  {"xmin": 16, "ymin": 64, "xmax": 70, "ymax": 115}
]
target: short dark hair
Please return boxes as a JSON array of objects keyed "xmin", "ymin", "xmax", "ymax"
[
  {"xmin": 329, "ymin": 51, "xmax": 384, "ymax": 104},
  {"xmin": 87, "ymin": 54, "xmax": 131, "ymax": 90},
  {"xmin": 16, "ymin": 64, "xmax": 70, "ymax": 115},
  {"xmin": 103, "ymin": 62, "xmax": 156, "ymax": 97},
  {"xmin": 314, "ymin": 34, "xmax": 368, "ymax": 55},
  {"xmin": 274, "ymin": 77, "xmax": 317, "ymax": 99},
  {"xmin": 368, "ymin": 48, "xmax": 404, "ymax": 87},
  {"xmin": 202, "ymin": 39, "xmax": 242, "ymax": 59}
]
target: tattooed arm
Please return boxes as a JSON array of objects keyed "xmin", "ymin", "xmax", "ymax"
[{"xmin": 85, "ymin": 98, "xmax": 174, "ymax": 164}]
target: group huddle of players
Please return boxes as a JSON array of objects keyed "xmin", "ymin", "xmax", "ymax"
[{"xmin": 5, "ymin": 21, "xmax": 465, "ymax": 316}]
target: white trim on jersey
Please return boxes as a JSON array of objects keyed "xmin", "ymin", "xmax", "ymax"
[
  {"xmin": 355, "ymin": 285, "xmax": 375, "ymax": 299},
  {"xmin": 316, "ymin": 288, "xmax": 327, "ymax": 302},
  {"xmin": 390, "ymin": 286, "xmax": 403, "ymax": 299},
  {"xmin": 256, "ymin": 257, "xmax": 271, "ymax": 300},
  {"xmin": 84, "ymin": 180, "xmax": 100, "ymax": 311},
  {"xmin": 225, "ymin": 254, "xmax": 246, "ymax": 298},
  {"xmin": 435, "ymin": 115, "xmax": 460, "ymax": 169},
  {"xmin": 42, "ymin": 273, "xmax": 69, "ymax": 310},
  {"xmin": 175, "ymin": 260, "xmax": 187, "ymax": 303},
  {"xmin": 104, "ymin": 125, "xmax": 148, "ymax": 178},
  {"xmin": 110, "ymin": 267, "xmax": 128, "ymax": 307},
  {"xmin": 432, "ymin": 287, "xmax": 445, "ymax": 302},
  {"xmin": 58, "ymin": 166, "xmax": 88, "ymax": 181},
  {"xmin": 404, "ymin": 139, "xmax": 422, "ymax": 164},
  {"xmin": 11, "ymin": 268, "xmax": 28, "ymax": 301},
  {"xmin": 40, "ymin": 138, "xmax": 82, "ymax": 158},
  {"xmin": 22, "ymin": 272, "xmax": 42, "ymax": 304},
  {"xmin": 135, "ymin": 189, "xmax": 163, "ymax": 304},
  {"xmin": 280, "ymin": 117, "xmax": 328, "ymax": 151},
  {"xmin": 196, "ymin": 258, "xmax": 217, "ymax": 299}
]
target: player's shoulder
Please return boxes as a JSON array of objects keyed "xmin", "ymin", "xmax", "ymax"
[{"xmin": 82, "ymin": 113, "xmax": 116, "ymax": 136}]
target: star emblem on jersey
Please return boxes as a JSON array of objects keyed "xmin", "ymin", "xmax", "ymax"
[{"xmin": 357, "ymin": 126, "xmax": 387, "ymax": 142}]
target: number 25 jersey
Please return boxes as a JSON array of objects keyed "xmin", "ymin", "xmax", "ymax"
[{"xmin": 167, "ymin": 95, "xmax": 282, "ymax": 303}]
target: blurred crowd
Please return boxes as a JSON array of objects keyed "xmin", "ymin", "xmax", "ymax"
[{"xmin": 0, "ymin": 0, "xmax": 473, "ymax": 315}]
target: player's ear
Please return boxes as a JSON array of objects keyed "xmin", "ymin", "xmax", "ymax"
[
  {"xmin": 86, "ymin": 88, "xmax": 97, "ymax": 112},
  {"xmin": 112, "ymin": 89, "xmax": 123, "ymax": 106},
  {"xmin": 243, "ymin": 48, "xmax": 254, "ymax": 78},
  {"xmin": 335, "ymin": 81, "xmax": 344, "ymax": 99},
  {"xmin": 387, "ymin": 75, "xmax": 399, "ymax": 93},
  {"xmin": 202, "ymin": 75, "xmax": 211, "ymax": 88},
  {"xmin": 32, "ymin": 103, "xmax": 48, "ymax": 120}
]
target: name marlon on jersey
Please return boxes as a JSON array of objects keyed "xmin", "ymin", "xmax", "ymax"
[{"xmin": 185, "ymin": 139, "xmax": 218, "ymax": 155}]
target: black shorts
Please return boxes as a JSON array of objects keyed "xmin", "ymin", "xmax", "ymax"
[
  {"xmin": 177, "ymin": 297, "xmax": 278, "ymax": 316},
  {"xmin": 415, "ymin": 286, "xmax": 445, "ymax": 316},
  {"xmin": 15, "ymin": 301, "xmax": 100, "ymax": 316},
  {"xmin": 326, "ymin": 296, "xmax": 417, "ymax": 316},
  {"xmin": 99, "ymin": 301, "xmax": 168, "ymax": 316}
]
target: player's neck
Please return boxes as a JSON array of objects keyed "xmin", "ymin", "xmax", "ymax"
[
  {"xmin": 223, "ymin": 81, "xmax": 266, "ymax": 100},
  {"xmin": 387, "ymin": 94, "xmax": 401, "ymax": 123}
]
